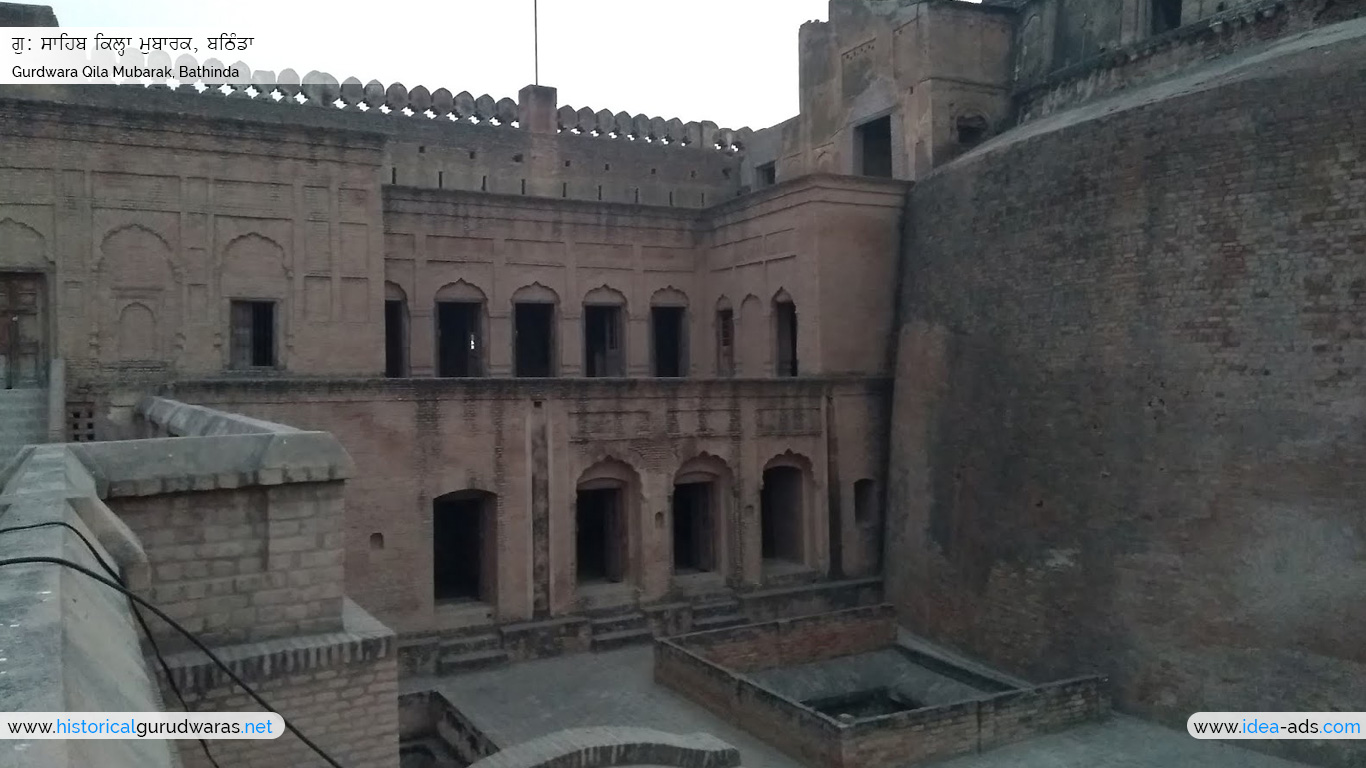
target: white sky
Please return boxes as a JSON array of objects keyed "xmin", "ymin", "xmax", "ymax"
[{"xmin": 46, "ymin": 0, "xmax": 832, "ymax": 130}]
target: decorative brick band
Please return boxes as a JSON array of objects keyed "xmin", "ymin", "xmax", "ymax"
[{"xmin": 467, "ymin": 727, "xmax": 741, "ymax": 768}]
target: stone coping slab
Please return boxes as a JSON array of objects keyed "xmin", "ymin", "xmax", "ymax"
[{"xmin": 468, "ymin": 727, "xmax": 740, "ymax": 768}]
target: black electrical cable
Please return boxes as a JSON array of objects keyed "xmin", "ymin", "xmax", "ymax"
[
  {"xmin": 0, "ymin": 554, "xmax": 347, "ymax": 768},
  {"xmin": 0, "ymin": 521, "xmax": 222, "ymax": 768}
]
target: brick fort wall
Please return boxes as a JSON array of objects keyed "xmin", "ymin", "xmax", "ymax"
[{"xmin": 886, "ymin": 24, "xmax": 1366, "ymax": 768}]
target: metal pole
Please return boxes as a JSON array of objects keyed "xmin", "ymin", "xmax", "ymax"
[{"xmin": 534, "ymin": 0, "xmax": 539, "ymax": 85}]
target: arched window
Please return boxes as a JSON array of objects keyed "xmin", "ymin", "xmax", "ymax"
[
  {"xmin": 715, "ymin": 296, "xmax": 735, "ymax": 377},
  {"xmin": 583, "ymin": 286, "xmax": 626, "ymax": 377},
  {"xmin": 773, "ymin": 289, "xmax": 798, "ymax": 377},
  {"xmin": 512, "ymin": 283, "xmax": 559, "ymax": 378},
  {"xmin": 385, "ymin": 282, "xmax": 409, "ymax": 378},
  {"xmin": 434, "ymin": 280, "xmax": 486, "ymax": 378},
  {"xmin": 650, "ymin": 287, "xmax": 688, "ymax": 378}
]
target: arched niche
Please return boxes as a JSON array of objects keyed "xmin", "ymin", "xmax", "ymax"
[
  {"xmin": 116, "ymin": 302, "xmax": 157, "ymax": 361},
  {"xmin": 0, "ymin": 218, "xmax": 49, "ymax": 270},
  {"xmin": 760, "ymin": 451, "xmax": 815, "ymax": 568}
]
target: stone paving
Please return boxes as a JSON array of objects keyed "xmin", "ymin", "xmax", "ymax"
[{"xmin": 414, "ymin": 645, "xmax": 1310, "ymax": 768}]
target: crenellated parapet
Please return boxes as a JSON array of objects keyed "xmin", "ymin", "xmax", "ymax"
[
  {"xmin": 116, "ymin": 56, "xmax": 751, "ymax": 155},
  {"xmin": 554, "ymin": 104, "xmax": 754, "ymax": 153}
]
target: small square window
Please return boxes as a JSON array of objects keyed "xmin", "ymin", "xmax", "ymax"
[{"xmin": 756, "ymin": 162, "xmax": 777, "ymax": 188}]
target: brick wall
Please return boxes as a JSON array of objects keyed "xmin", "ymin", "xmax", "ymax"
[
  {"xmin": 676, "ymin": 605, "xmax": 896, "ymax": 672},
  {"xmin": 840, "ymin": 678, "xmax": 1109, "ymax": 768},
  {"xmin": 654, "ymin": 642, "xmax": 842, "ymax": 768},
  {"xmin": 657, "ymin": 618, "xmax": 1108, "ymax": 768},
  {"xmin": 170, "ymin": 651, "xmax": 398, "ymax": 768},
  {"xmin": 108, "ymin": 482, "xmax": 345, "ymax": 650},
  {"xmin": 160, "ymin": 378, "xmax": 888, "ymax": 634},
  {"xmin": 887, "ymin": 21, "xmax": 1366, "ymax": 768}
]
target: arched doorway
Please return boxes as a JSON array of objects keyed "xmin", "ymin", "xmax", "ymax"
[
  {"xmin": 575, "ymin": 460, "xmax": 638, "ymax": 585},
  {"xmin": 432, "ymin": 490, "xmax": 497, "ymax": 605},
  {"xmin": 761, "ymin": 457, "xmax": 809, "ymax": 567},
  {"xmin": 672, "ymin": 455, "xmax": 732, "ymax": 576}
]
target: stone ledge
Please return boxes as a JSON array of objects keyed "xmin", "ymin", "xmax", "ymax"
[
  {"xmin": 467, "ymin": 727, "xmax": 741, "ymax": 768},
  {"xmin": 69, "ymin": 431, "xmax": 354, "ymax": 498},
  {"xmin": 159, "ymin": 598, "xmax": 395, "ymax": 695},
  {"xmin": 0, "ymin": 447, "xmax": 174, "ymax": 768},
  {"xmin": 136, "ymin": 395, "xmax": 300, "ymax": 436}
]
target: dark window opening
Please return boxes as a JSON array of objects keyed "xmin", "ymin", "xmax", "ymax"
[
  {"xmin": 652, "ymin": 306, "xmax": 686, "ymax": 377},
  {"xmin": 761, "ymin": 466, "xmax": 804, "ymax": 563},
  {"xmin": 1152, "ymin": 0, "xmax": 1182, "ymax": 33},
  {"xmin": 775, "ymin": 300, "xmax": 798, "ymax": 377},
  {"xmin": 856, "ymin": 116, "xmax": 893, "ymax": 178},
  {"xmin": 584, "ymin": 304, "xmax": 624, "ymax": 377},
  {"xmin": 433, "ymin": 491, "xmax": 496, "ymax": 604},
  {"xmin": 854, "ymin": 479, "xmax": 877, "ymax": 524},
  {"xmin": 576, "ymin": 487, "xmax": 626, "ymax": 584},
  {"xmin": 384, "ymin": 299, "xmax": 407, "ymax": 378},
  {"xmin": 755, "ymin": 162, "xmax": 777, "ymax": 188},
  {"xmin": 717, "ymin": 309, "xmax": 735, "ymax": 377},
  {"xmin": 514, "ymin": 303, "xmax": 555, "ymax": 378},
  {"xmin": 956, "ymin": 115, "xmax": 988, "ymax": 147},
  {"xmin": 230, "ymin": 300, "xmax": 276, "ymax": 369},
  {"xmin": 437, "ymin": 301, "xmax": 483, "ymax": 377},
  {"xmin": 672, "ymin": 482, "xmax": 716, "ymax": 573}
]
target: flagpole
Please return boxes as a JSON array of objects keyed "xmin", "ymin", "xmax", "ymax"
[{"xmin": 534, "ymin": 0, "xmax": 539, "ymax": 85}]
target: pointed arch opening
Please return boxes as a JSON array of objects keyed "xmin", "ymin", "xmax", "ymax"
[
  {"xmin": 435, "ymin": 280, "xmax": 487, "ymax": 378},
  {"xmin": 650, "ymin": 287, "xmax": 689, "ymax": 378},
  {"xmin": 583, "ymin": 286, "xmax": 626, "ymax": 378},
  {"xmin": 575, "ymin": 459, "xmax": 639, "ymax": 585},
  {"xmin": 672, "ymin": 455, "xmax": 732, "ymax": 576},
  {"xmin": 772, "ymin": 288, "xmax": 798, "ymax": 377},
  {"xmin": 385, "ymin": 282, "xmax": 409, "ymax": 378},
  {"xmin": 761, "ymin": 453, "xmax": 811, "ymax": 568},
  {"xmin": 512, "ymin": 283, "xmax": 559, "ymax": 378},
  {"xmin": 715, "ymin": 296, "xmax": 735, "ymax": 377}
]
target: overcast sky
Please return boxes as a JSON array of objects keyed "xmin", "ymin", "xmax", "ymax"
[{"xmin": 46, "ymin": 0, "xmax": 832, "ymax": 130}]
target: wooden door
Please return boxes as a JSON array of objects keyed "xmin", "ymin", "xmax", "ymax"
[{"xmin": 0, "ymin": 273, "xmax": 44, "ymax": 389}]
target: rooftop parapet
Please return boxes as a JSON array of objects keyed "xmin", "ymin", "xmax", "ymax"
[{"xmin": 85, "ymin": 55, "xmax": 755, "ymax": 153}]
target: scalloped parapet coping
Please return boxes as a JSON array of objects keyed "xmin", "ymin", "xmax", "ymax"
[
  {"xmin": 467, "ymin": 727, "xmax": 741, "ymax": 768},
  {"xmin": 97, "ymin": 60, "xmax": 750, "ymax": 153},
  {"xmin": 554, "ymin": 106, "xmax": 753, "ymax": 152}
]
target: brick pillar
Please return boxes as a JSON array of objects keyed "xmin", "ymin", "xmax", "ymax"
[{"xmin": 518, "ymin": 85, "xmax": 558, "ymax": 134}]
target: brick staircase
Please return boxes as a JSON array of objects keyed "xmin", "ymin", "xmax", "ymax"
[
  {"xmin": 589, "ymin": 610, "xmax": 653, "ymax": 651},
  {"xmin": 0, "ymin": 387, "xmax": 46, "ymax": 467},
  {"xmin": 435, "ymin": 631, "xmax": 509, "ymax": 675},
  {"xmin": 690, "ymin": 597, "xmax": 748, "ymax": 632}
]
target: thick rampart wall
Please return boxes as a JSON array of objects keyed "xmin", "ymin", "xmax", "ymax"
[{"xmin": 888, "ymin": 20, "xmax": 1366, "ymax": 768}]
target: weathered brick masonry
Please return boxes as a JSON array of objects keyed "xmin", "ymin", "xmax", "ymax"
[
  {"xmin": 888, "ymin": 24, "xmax": 1366, "ymax": 768},
  {"xmin": 656, "ymin": 606, "xmax": 1108, "ymax": 768}
]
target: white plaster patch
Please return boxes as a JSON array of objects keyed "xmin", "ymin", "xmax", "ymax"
[{"xmin": 1044, "ymin": 548, "xmax": 1079, "ymax": 569}]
